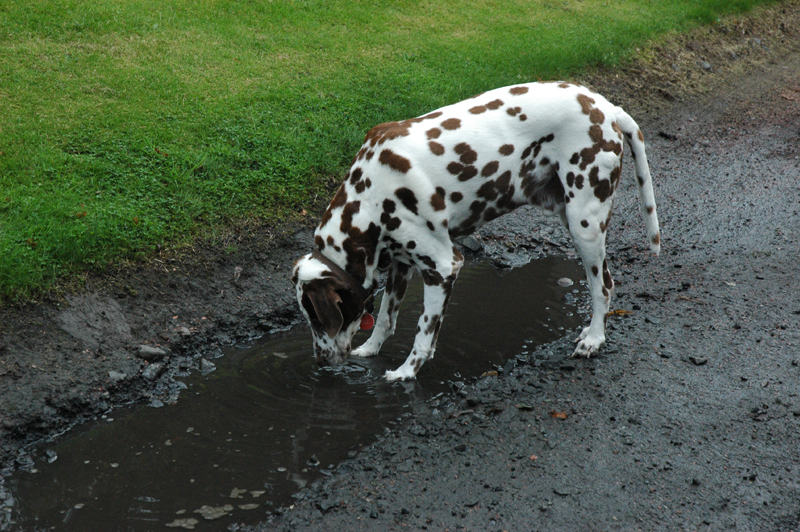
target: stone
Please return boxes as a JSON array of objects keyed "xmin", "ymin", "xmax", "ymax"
[{"xmin": 137, "ymin": 345, "xmax": 167, "ymax": 361}]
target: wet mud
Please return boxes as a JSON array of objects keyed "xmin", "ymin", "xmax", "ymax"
[
  {"xmin": 3, "ymin": 258, "xmax": 584, "ymax": 530},
  {"xmin": 2, "ymin": 3, "xmax": 800, "ymax": 530}
]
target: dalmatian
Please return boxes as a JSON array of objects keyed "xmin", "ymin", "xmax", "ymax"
[{"xmin": 292, "ymin": 82, "xmax": 660, "ymax": 381}]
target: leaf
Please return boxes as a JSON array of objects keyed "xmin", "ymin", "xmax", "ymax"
[
  {"xmin": 480, "ymin": 370, "xmax": 498, "ymax": 377},
  {"xmin": 550, "ymin": 410, "xmax": 568, "ymax": 420},
  {"xmin": 607, "ymin": 309, "xmax": 633, "ymax": 317}
]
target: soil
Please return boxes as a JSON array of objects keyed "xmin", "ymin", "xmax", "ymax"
[{"xmin": 2, "ymin": 2, "xmax": 800, "ymax": 530}]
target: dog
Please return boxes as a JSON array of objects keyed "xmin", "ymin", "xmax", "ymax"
[{"xmin": 292, "ymin": 82, "xmax": 660, "ymax": 381}]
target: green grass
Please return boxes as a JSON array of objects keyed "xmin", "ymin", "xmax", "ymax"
[{"xmin": 0, "ymin": 0, "xmax": 781, "ymax": 302}]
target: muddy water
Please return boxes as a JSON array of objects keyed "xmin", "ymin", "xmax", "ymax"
[{"xmin": 3, "ymin": 257, "xmax": 584, "ymax": 531}]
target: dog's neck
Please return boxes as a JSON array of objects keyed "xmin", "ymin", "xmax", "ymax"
[{"xmin": 313, "ymin": 229, "xmax": 381, "ymax": 294}]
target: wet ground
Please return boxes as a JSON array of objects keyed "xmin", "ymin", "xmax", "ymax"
[
  {"xmin": 1, "ymin": 3, "xmax": 800, "ymax": 531},
  {"xmin": 2, "ymin": 258, "xmax": 585, "ymax": 530}
]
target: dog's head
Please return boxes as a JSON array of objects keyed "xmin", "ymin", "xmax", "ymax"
[{"xmin": 292, "ymin": 252, "xmax": 372, "ymax": 366}]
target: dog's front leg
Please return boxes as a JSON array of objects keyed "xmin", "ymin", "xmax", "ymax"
[
  {"xmin": 385, "ymin": 250, "xmax": 463, "ymax": 381},
  {"xmin": 352, "ymin": 261, "xmax": 413, "ymax": 358}
]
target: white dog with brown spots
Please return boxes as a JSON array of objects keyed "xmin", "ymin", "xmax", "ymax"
[{"xmin": 292, "ymin": 82, "xmax": 660, "ymax": 381}]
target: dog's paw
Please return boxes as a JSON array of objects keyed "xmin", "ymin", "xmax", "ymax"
[
  {"xmin": 575, "ymin": 326, "xmax": 590, "ymax": 342},
  {"xmin": 571, "ymin": 337, "xmax": 604, "ymax": 358},
  {"xmin": 351, "ymin": 344, "xmax": 378, "ymax": 358},
  {"xmin": 384, "ymin": 367, "xmax": 416, "ymax": 382}
]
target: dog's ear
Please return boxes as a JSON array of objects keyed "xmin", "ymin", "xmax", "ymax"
[{"xmin": 303, "ymin": 280, "xmax": 344, "ymax": 339}]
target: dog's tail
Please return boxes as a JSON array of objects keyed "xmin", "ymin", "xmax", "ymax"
[{"xmin": 615, "ymin": 109, "xmax": 661, "ymax": 255}]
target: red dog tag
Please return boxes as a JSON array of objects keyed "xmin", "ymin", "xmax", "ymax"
[{"xmin": 360, "ymin": 314, "xmax": 375, "ymax": 330}]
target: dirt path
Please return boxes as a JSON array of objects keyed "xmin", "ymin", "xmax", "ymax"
[{"xmin": 2, "ymin": 3, "xmax": 800, "ymax": 530}]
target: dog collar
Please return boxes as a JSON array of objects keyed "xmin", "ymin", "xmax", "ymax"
[{"xmin": 311, "ymin": 249, "xmax": 374, "ymax": 314}]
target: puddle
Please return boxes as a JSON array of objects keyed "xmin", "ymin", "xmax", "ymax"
[{"xmin": 1, "ymin": 257, "xmax": 585, "ymax": 531}]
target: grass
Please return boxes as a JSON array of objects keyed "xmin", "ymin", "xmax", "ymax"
[{"xmin": 0, "ymin": 0, "xmax": 782, "ymax": 302}]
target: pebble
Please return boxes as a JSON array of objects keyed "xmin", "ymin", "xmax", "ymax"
[
  {"xmin": 557, "ymin": 277, "xmax": 573, "ymax": 287},
  {"xmin": 200, "ymin": 359, "xmax": 216, "ymax": 374},
  {"xmin": 165, "ymin": 518, "xmax": 199, "ymax": 529},
  {"xmin": 108, "ymin": 371, "xmax": 127, "ymax": 383},
  {"xmin": 176, "ymin": 327, "xmax": 192, "ymax": 337},
  {"xmin": 137, "ymin": 345, "xmax": 167, "ymax": 361},
  {"xmin": 238, "ymin": 503, "xmax": 259, "ymax": 510},
  {"xmin": 193, "ymin": 504, "xmax": 233, "ymax": 520},
  {"xmin": 230, "ymin": 488, "xmax": 247, "ymax": 499},
  {"xmin": 141, "ymin": 362, "xmax": 163, "ymax": 381},
  {"xmin": 455, "ymin": 235, "xmax": 482, "ymax": 251}
]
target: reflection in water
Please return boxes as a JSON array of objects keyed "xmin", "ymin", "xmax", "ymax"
[{"xmin": 2, "ymin": 257, "xmax": 585, "ymax": 531}]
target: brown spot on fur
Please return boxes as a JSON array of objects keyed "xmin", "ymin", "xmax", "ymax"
[
  {"xmin": 510, "ymin": 86, "xmax": 529, "ymax": 95},
  {"xmin": 454, "ymin": 143, "xmax": 478, "ymax": 165},
  {"xmin": 447, "ymin": 161, "xmax": 464, "ymax": 175},
  {"xmin": 652, "ymin": 233, "xmax": 660, "ymax": 246},
  {"xmin": 315, "ymin": 235, "xmax": 325, "ymax": 250},
  {"xmin": 589, "ymin": 124, "xmax": 603, "ymax": 143},
  {"xmin": 381, "ymin": 198, "xmax": 401, "ymax": 231},
  {"xmin": 589, "ymin": 166, "xmax": 613, "ymax": 202},
  {"xmin": 469, "ymin": 105, "xmax": 487, "ymax": 115},
  {"xmin": 342, "ymin": 222, "xmax": 381, "ymax": 283},
  {"xmin": 519, "ymin": 114, "xmax": 527, "ymax": 121},
  {"xmin": 646, "ymin": 205, "xmax": 654, "ymax": 214},
  {"xmin": 581, "ymin": 219, "xmax": 589, "ymax": 228},
  {"xmin": 481, "ymin": 161, "xmax": 499, "ymax": 177},
  {"xmin": 592, "ymin": 265, "xmax": 599, "ymax": 276},
  {"xmin": 499, "ymin": 144, "xmax": 515, "ymax": 156},
  {"xmin": 610, "ymin": 165, "xmax": 621, "ymax": 188},
  {"xmin": 458, "ymin": 166, "xmax": 478, "ymax": 182},
  {"xmin": 477, "ymin": 180, "xmax": 498, "ymax": 201},
  {"xmin": 394, "ymin": 187, "xmax": 418, "ymax": 215},
  {"xmin": 450, "ymin": 191, "xmax": 463, "ymax": 203},
  {"xmin": 340, "ymin": 201, "xmax": 361, "ymax": 233},
  {"xmin": 427, "ymin": 128, "xmax": 441, "ymax": 140},
  {"xmin": 486, "ymin": 99, "xmax": 504, "ymax": 110},
  {"xmin": 577, "ymin": 93, "xmax": 595, "ymax": 114},
  {"xmin": 365, "ymin": 112, "xmax": 444, "ymax": 147},
  {"xmin": 431, "ymin": 187, "xmax": 446, "ymax": 211},
  {"xmin": 319, "ymin": 184, "xmax": 347, "ymax": 228},
  {"xmin": 348, "ymin": 168, "xmax": 363, "ymax": 185},
  {"xmin": 441, "ymin": 118, "xmax": 461, "ymax": 130},
  {"xmin": 600, "ymin": 211, "xmax": 612, "ymax": 233},
  {"xmin": 379, "ymin": 149, "xmax": 412, "ymax": 174},
  {"xmin": 638, "ymin": 130, "xmax": 645, "ymax": 142},
  {"xmin": 603, "ymin": 268, "xmax": 613, "ymax": 290},
  {"xmin": 589, "ymin": 108, "xmax": 605, "ymax": 125},
  {"xmin": 425, "ymin": 314, "xmax": 441, "ymax": 334},
  {"xmin": 429, "ymin": 141, "xmax": 445, "ymax": 155},
  {"xmin": 365, "ymin": 121, "xmax": 410, "ymax": 147}
]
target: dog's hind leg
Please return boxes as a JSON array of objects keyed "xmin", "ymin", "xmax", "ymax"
[
  {"xmin": 352, "ymin": 260, "xmax": 414, "ymax": 358},
  {"xmin": 565, "ymin": 204, "xmax": 614, "ymax": 358},
  {"xmin": 385, "ymin": 246, "xmax": 464, "ymax": 381}
]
